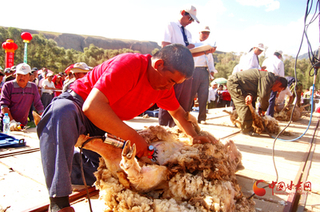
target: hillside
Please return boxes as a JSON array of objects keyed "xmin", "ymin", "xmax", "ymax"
[
  {"xmin": 298, "ymin": 50, "xmax": 318, "ymax": 60},
  {"xmin": 18, "ymin": 28, "xmax": 161, "ymax": 55}
]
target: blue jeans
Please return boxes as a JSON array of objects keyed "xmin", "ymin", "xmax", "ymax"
[{"xmin": 266, "ymin": 90, "xmax": 277, "ymax": 117}]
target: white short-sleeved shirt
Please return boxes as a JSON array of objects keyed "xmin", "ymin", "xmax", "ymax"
[
  {"xmin": 193, "ymin": 40, "xmax": 217, "ymax": 74},
  {"xmin": 42, "ymin": 79, "xmax": 55, "ymax": 94},
  {"xmin": 276, "ymin": 87, "xmax": 292, "ymax": 105},
  {"xmin": 163, "ymin": 21, "xmax": 193, "ymax": 46},
  {"xmin": 262, "ymin": 55, "xmax": 285, "ymax": 77},
  {"xmin": 208, "ymin": 87, "xmax": 217, "ymax": 103},
  {"xmin": 239, "ymin": 50, "xmax": 261, "ymax": 71}
]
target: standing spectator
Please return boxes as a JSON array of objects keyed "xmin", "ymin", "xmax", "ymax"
[
  {"xmin": 216, "ymin": 84, "xmax": 224, "ymax": 108},
  {"xmin": 52, "ymin": 74, "xmax": 63, "ymax": 97},
  {"xmin": 4, "ymin": 67, "xmax": 15, "ymax": 82},
  {"xmin": 208, "ymin": 82, "xmax": 218, "ymax": 109},
  {"xmin": 0, "ymin": 63, "xmax": 44, "ymax": 131},
  {"xmin": 233, "ymin": 43, "xmax": 265, "ymax": 74},
  {"xmin": 31, "ymin": 67, "xmax": 39, "ymax": 86},
  {"xmin": 189, "ymin": 26, "xmax": 217, "ymax": 124},
  {"xmin": 263, "ymin": 50, "xmax": 285, "ymax": 117},
  {"xmin": 62, "ymin": 62, "xmax": 92, "ymax": 92},
  {"xmin": 221, "ymin": 85, "xmax": 232, "ymax": 107},
  {"xmin": 159, "ymin": 5, "xmax": 209, "ymax": 127},
  {"xmin": 38, "ymin": 67, "xmax": 48, "ymax": 94},
  {"xmin": 41, "ymin": 72, "xmax": 55, "ymax": 109}
]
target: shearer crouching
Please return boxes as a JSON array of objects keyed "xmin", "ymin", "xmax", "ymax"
[{"xmin": 37, "ymin": 44, "xmax": 216, "ymax": 212}]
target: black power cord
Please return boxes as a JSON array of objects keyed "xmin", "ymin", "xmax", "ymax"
[{"xmin": 79, "ymin": 136, "xmax": 104, "ymax": 212}]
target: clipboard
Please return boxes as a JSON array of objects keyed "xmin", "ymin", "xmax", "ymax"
[{"xmin": 189, "ymin": 45, "xmax": 215, "ymax": 54}]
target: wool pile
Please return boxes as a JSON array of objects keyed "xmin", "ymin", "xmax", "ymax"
[{"xmin": 94, "ymin": 126, "xmax": 255, "ymax": 212}]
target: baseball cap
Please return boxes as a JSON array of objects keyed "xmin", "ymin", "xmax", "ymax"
[
  {"xmin": 275, "ymin": 50, "xmax": 283, "ymax": 55},
  {"xmin": 255, "ymin": 43, "xmax": 265, "ymax": 51},
  {"xmin": 47, "ymin": 72, "xmax": 54, "ymax": 77},
  {"xmin": 200, "ymin": 26, "xmax": 210, "ymax": 32},
  {"xmin": 182, "ymin": 5, "xmax": 200, "ymax": 23},
  {"xmin": 70, "ymin": 62, "xmax": 93, "ymax": 73},
  {"xmin": 15, "ymin": 63, "xmax": 31, "ymax": 75}
]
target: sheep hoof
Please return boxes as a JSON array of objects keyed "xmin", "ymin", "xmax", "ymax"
[{"xmin": 122, "ymin": 141, "xmax": 136, "ymax": 159}]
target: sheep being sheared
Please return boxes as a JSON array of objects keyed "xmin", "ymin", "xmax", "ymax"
[
  {"xmin": 76, "ymin": 125, "xmax": 255, "ymax": 212},
  {"xmin": 224, "ymin": 104, "xmax": 280, "ymax": 134}
]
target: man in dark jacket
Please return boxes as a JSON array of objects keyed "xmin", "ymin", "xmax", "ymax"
[{"xmin": 227, "ymin": 69, "xmax": 287, "ymax": 135}]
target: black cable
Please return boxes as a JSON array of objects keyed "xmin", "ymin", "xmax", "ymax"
[{"xmin": 78, "ymin": 136, "xmax": 104, "ymax": 212}]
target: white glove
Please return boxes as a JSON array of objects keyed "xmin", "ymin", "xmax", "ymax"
[{"xmin": 10, "ymin": 120, "xmax": 21, "ymax": 131}]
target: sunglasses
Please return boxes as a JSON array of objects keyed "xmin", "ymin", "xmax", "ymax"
[{"xmin": 184, "ymin": 12, "xmax": 194, "ymax": 22}]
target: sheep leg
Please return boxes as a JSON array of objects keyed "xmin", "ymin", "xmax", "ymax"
[
  {"xmin": 120, "ymin": 141, "xmax": 169, "ymax": 192},
  {"xmin": 75, "ymin": 134, "xmax": 123, "ymax": 178}
]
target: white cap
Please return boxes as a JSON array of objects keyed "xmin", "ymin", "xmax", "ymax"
[
  {"xmin": 71, "ymin": 62, "xmax": 93, "ymax": 73},
  {"xmin": 15, "ymin": 63, "xmax": 31, "ymax": 75},
  {"xmin": 255, "ymin": 43, "xmax": 265, "ymax": 51},
  {"xmin": 200, "ymin": 26, "xmax": 210, "ymax": 32},
  {"xmin": 182, "ymin": 5, "xmax": 200, "ymax": 23}
]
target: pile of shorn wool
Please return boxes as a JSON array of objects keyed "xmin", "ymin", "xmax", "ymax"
[{"xmin": 94, "ymin": 126, "xmax": 255, "ymax": 212}]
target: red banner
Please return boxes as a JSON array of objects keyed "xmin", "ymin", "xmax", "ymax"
[{"xmin": 6, "ymin": 52, "xmax": 14, "ymax": 68}]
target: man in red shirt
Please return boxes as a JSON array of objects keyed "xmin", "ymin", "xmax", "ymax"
[{"xmin": 37, "ymin": 44, "xmax": 215, "ymax": 212}]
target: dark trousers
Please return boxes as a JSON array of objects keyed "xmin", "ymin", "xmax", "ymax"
[
  {"xmin": 227, "ymin": 76, "xmax": 253, "ymax": 133},
  {"xmin": 41, "ymin": 93, "xmax": 54, "ymax": 109},
  {"xmin": 37, "ymin": 92, "xmax": 104, "ymax": 198},
  {"xmin": 189, "ymin": 67, "xmax": 209, "ymax": 122},
  {"xmin": 266, "ymin": 90, "xmax": 277, "ymax": 117},
  {"xmin": 158, "ymin": 78, "xmax": 192, "ymax": 127}
]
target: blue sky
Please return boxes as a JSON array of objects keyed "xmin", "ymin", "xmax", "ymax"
[{"xmin": 0, "ymin": 0, "xmax": 318, "ymax": 57}]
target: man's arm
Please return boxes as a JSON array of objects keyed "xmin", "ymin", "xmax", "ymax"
[
  {"xmin": 169, "ymin": 106, "xmax": 217, "ymax": 144},
  {"xmin": 82, "ymin": 88, "xmax": 149, "ymax": 158}
]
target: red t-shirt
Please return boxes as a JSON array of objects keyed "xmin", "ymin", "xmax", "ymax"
[
  {"xmin": 71, "ymin": 53, "xmax": 179, "ymax": 120},
  {"xmin": 222, "ymin": 90, "xmax": 231, "ymax": 101}
]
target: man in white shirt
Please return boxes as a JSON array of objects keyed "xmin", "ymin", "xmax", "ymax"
[
  {"xmin": 234, "ymin": 43, "xmax": 265, "ymax": 74},
  {"xmin": 263, "ymin": 50, "xmax": 285, "ymax": 117},
  {"xmin": 189, "ymin": 26, "xmax": 217, "ymax": 123},
  {"xmin": 158, "ymin": 5, "xmax": 199, "ymax": 127}
]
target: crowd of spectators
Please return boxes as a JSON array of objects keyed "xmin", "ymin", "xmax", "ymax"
[{"xmin": 0, "ymin": 62, "xmax": 91, "ymax": 132}]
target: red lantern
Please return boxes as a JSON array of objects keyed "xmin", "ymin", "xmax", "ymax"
[
  {"xmin": 2, "ymin": 39, "xmax": 18, "ymax": 52},
  {"xmin": 2, "ymin": 39, "xmax": 18, "ymax": 68},
  {"xmin": 21, "ymin": 32, "xmax": 33, "ymax": 43}
]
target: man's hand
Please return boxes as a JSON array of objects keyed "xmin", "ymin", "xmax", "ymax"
[
  {"xmin": 10, "ymin": 120, "xmax": 21, "ymax": 131},
  {"xmin": 245, "ymin": 95, "xmax": 252, "ymax": 105},
  {"xmin": 130, "ymin": 138, "xmax": 149, "ymax": 158},
  {"xmin": 192, "ymin": 134, "xmax": 218, "ymax": 144}
]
